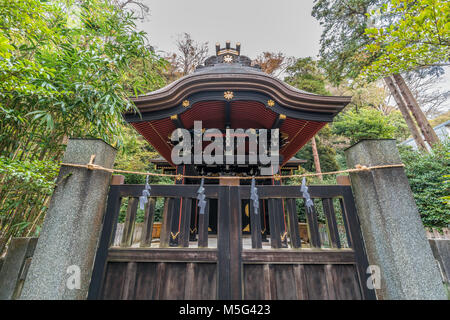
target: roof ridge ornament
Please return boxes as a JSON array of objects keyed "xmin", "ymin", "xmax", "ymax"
[
  {"xmin": 215, "ymin": 41, "xmax": 241, "ymax": 56},
  {"xmin": 200, "ymin": 41, "xmax": 253, "ymax": 68}
]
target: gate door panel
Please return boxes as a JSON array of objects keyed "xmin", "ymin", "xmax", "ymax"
[
  {"xmin": 88, "ymin": 184, "xmax": 376, "ymax": 300},
  {"xmin": 238, "ymin": 185, "xmax": 375, "ymax": 300},
  {"xmin": 88, "ymin": 185, "xmax": 222, "ymax": 300}
]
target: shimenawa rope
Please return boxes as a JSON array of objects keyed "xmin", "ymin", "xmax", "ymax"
[{"xmin": 59, "ymin": 154, "xmax": 405, "ymax": 180}]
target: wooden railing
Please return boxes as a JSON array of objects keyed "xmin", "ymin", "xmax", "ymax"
[
  {"xmin": 89, "ymin": 183, "xmax": 375, "ymax": 300},
  {"xmin": 103, "ymin": 184, "xmax": 359, "ymax": 251}
]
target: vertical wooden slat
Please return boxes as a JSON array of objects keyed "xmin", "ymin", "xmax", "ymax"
[
  {"xmin": 249, "ymin": 197, "xmax": 262, "ymax": 249},
  {"xmin": 88, "ymin": 187, "xmax": 122, "ymax": 299},
  {"xmin": 179, "ymin": 198, "xmax": 192, "ymax": 247},
  {"xmin": 169, "ymin": 197, "xmax": 182, "ymax": 247},
  {"xmin": 189, "ymin": 200, "xmax": 198, "ymax": 241},
  {"xmin": 268, "ymin": 265, "xmax": 277, "ymax": 299},
  {"xmin": 169, "ymin": 165, "xmax": 185, "ymax": 247},
  {"xmin": 217, "ymin": 187, "xmax": 230, "ymax": 299},
  {"xmin": 120, "ymin": 197, "xmax": 138, "ymax": 247},
  {"xmin": 190, "ymin": 263, "xmax": 217, "ymax": 300},
  {"xmin": 261, "ymin": 199, "xmax": 269, "ymax": 242},
  {"xmin": 339, "ymin": 198, "xmax": 352, "ymax": 248},
  {"xmin": 331, "ymin": 264, "xmax": 363, "ymax": 300},
  {"xmin": 304, "ymin": 265, "xmax": 329, "ymax": 299},
  {"xmin": 243, "ymin": 265, "xmax": 265, "ymax": 299},
  {"xmin": 273, "ymin": 265, "xmax": 297, "ymax": 300},
  {"xmin": 184, "ymin": 262, "xmax": 195, "ymax": 299},
  {"xmin": 154, "ymin": 262, "xmax": 166, "ymax": 299},
  {"xmin": 140, "ymin": 197, "xmax": 156, "ymax": 247},
  {"xmin": 198, "ymin": 199, "xmax": 210, "ymax": 248},
  {"xmin": 293, "ymin": 264, "xmax": 308, "ymax": 300},
  {"xmin": 322, "ymin": 198, "xmax": 341, "ymax": 248},
  {"xmin": 267, "ymin": 199, "xmax": 282, "ymax": 248},
  {"xmin": 159, "ymin": 198, "xmax": 173, "ymax": 248},
  {"xmin": 159, "ymin": 263, "xmax": 187, "ymax": 300},
  {"xmin": 229, "ymin": 186, "xmax": 242, "ymax": 300},
  {"xmin": 279, "ymin": 199, "xmax": 289, "ymax": 248},
  {"xmin": 217, "ymin": 187, "xmax": 231, "ymax": 300},
  {"xmin": 263, "ymin": 264, "xmax": 272, "ymax": 300},
  {"xmin": 286, "ymin": 198, "xmax": 301, "ymax": 248},
  {"xmin": 306, "ymin": 204, "xmax": 321, "ymax": 248},
  {"xmin": 133, "ymin": 263, "xmax": 158, "ymax": 299},
  {"xmin": 121, "ymin": 262, "xmax": 137, "ymax": 300},
  {"xmin": 341, "ymin": 187, "xmax": 377, "ymax": 300},
  {"xmin": 272, "ymin": 178, "xmax": 288, "ymax": 248},
  {"xmin": 100, "ymin": 262, "xmax": 127, "ymax": 300},
  {"xmin": 324, "ymin": 264, "xmax": 337, "ymax": 300}
]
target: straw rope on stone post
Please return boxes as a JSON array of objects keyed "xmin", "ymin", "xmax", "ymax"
[{"xmin": 60, "ymin": 155, "xmax": 405, "ymax": 181}]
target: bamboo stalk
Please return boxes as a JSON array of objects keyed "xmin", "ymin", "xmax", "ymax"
[
  {"xmin": 311, "ymin": 136, "xmax": 323, "ymax": 181},
  {"xmin": 26, "ymin": 195, "xmax": 51, "ymax": 237}
]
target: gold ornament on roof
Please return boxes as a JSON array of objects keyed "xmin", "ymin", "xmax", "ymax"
[
  {"xmin": 267, "ymin": 99, "xmax": 275, "ymax": 107},
  {"xmin": 223, "ymin": 55, "xmax": 233, "ymax": 63},
  {"xmin": 182, "ymin": 100, "xmax": 190, "ymax": 107},
  {"xmin": 224, "ymin": 91, "xmax": 234, "ymax": 100}
]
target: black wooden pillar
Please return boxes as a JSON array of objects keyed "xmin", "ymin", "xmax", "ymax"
[
  {"xmin": 217, "ymin": 186, "xmax": 242, "ymax": 299},
  {"xmin": 189, "ymin": 199, "xmax": 198, "ymax": 241},
  {"xmin": 184, "ymin": 165, "xmax": 199, "ymax": 242},
  {"xmin": 169, "ymin": 165, "xmax": 185, "ymax": 247},
  {"xmin": 271, "ymin": 176, "xmax": 288, "ymax": 248},
  {"xmin": 261, "ymin": 200, "xmax": 269, "ymax": 242}
]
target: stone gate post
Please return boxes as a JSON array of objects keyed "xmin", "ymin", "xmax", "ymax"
[
  {"xmin": 345, "ymin": 139, "xmax": 446, "ymax": 299},
  {"xmin": 20, "ymin": 139, "xmax": 116, "ymax": 300}
]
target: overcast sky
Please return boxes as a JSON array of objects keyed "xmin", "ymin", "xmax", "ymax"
[
  {"xmin": 135, "ymin": 0, "xmax": 449, "ymax": 113},
  {"xmin": 136, "ymin": 0, "xmax": 322, "ymax": 59}
]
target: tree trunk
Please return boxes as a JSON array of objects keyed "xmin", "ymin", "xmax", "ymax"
[
  {"xmin": 392, "ymin": 73, "xmax": 440, "ymax": 147},
  {"xmin": 383, "ymin": 76, "xmax": 428, "ymax": 152},
  {"xmin": 311, "ymin": 136, "xmax": 322, "ymax": 181}
]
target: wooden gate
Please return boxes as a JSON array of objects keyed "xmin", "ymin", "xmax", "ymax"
[{"xmin": 88, "ymin": 184, "xmax": 376, "ymax": 300}]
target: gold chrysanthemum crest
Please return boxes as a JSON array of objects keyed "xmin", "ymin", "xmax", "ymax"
[
  {"xmin": 224, "ymin": 91, "xmax": 234, "ymax": 100},
  {"xmin": 223, "ymin": 55, "xmax": 233, "ymax": 63},
  {"xmin": 267, "ymin": 99, "xmax": 275, "ymax": 107},
  {"xmin": 182, "ymin": 100, "xmax": 190, "ymax": 107}
]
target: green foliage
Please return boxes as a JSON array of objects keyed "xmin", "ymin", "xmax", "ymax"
[
  {"xmin": 332, "ymin": 107, "xmax": 409, "ymax": 143},
  {"xmin": 0, "ymin": 0, "xmax": 166, "ymax": 253},
  {"xmin": 399, "ymin": 143, "xmax": 450, "ymax": 229},
  {"xmin": 443, "ymin": 173, "xmax": 450, "ymax": 205},
  {"xmin": 114, "ymin": 126, "xmax": 158, "ymax": 184},
  {"xmin": 284, "ymin": 57, "xmax": 329, "ymax": 95},
  {"xmin": 1, "ymin": 0, "xmax": 166, "ymax": 150},
  {"xmin": 363, "ymin": 0, "xmax": 450, "ymax": 80},
  {"xmin": 430, "ymin": 110, "xmax": 450, "ymax": 127},
  {"xmin": 385, "ymin": 109, "xmax": 411, "ymax": 140},
  {"xmin": 0, "ymin": 157, "xmax": 58, "ymax": 192},
  {"xmin": 283, "ymin": 58, "xmax": 340, "ymax": 175},
  {"xmin": 114, "ymin": 125, "xmax": 173, "ymax": 184},
  {"xmin": 118, "ymin": 197, "xmax": 165, "ymax": 225},
  {"xmin": 0, "ymin": 157, "xmax": 59, "ymax": 249},
  {"xmin": 296, "ymin": 128, "xmax": 340, "ymax": 173},
  {"xmin": 114, "ymin": 124, "xmax": 174, "ymax": 224},
  {"xmin": 312, "ymin": 0, "xmax": 386, "ymax": 85},
  {"xmin": 439, "ymin": 148, "xmax": 449, "ymax": 205}
]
